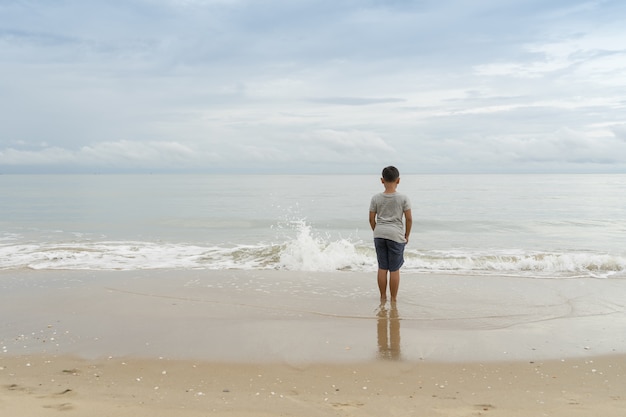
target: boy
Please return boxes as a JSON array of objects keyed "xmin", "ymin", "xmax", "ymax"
[{"xmin": 369, "ymin": 166, "xmax": 412, "ymax": 302}]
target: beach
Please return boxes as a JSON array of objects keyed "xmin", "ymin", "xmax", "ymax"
[
  {"xmin": 2, "ymin": 269, "xmax": 626, "ymax": 416},
  {"xmin": 3, "ymin": 353, "xmax": 625, "ymax": 416},
  {"xmin": 2, "ymin": 174, "xmax": 625, "ymax": 415}
]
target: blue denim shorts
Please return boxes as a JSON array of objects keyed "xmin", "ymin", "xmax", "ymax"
[{"xmin": 374, "ymin": 238, "xmax": 406, "ymax": 272}]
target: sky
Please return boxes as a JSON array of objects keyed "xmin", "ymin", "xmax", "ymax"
[{"xmin": 1, "ymin": 0, "xmax": 626, "ymax": 174}]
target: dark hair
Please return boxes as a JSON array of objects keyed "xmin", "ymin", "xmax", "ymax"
[{"xmin": 381, "ymin": 166, "xmax": 400, "ymax": 182}]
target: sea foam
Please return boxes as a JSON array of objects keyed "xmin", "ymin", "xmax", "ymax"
[{"xmin": 1, "ymin": 221, "xmax": 624, "ymax": 278}]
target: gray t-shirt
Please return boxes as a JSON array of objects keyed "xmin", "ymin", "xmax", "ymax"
[{"xmin": 369, "ymin": 192, "xmax": 411, "ymax": 243}]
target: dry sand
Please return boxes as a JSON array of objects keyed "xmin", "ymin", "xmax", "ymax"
[
  {"xmin": 2, "ymin": 269, "xmax": 626, "ymax": 415},
  {"xmin": 2, "ymin": 354, "xmax": 625, "ymax": 416}
]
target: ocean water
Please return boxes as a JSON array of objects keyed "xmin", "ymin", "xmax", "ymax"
[{"xmin": 1, "ymin": 174, "xmax": 625, "ymax": 279}]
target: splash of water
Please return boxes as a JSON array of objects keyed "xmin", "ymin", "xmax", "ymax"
[{"xmin": 278, "ymin": 220, "xmax": 371, "ymax": 272}]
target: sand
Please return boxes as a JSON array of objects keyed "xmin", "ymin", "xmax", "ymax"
[
  {"xmin": 2, "ymin": 354, "xmax": 625, "ymax": 416},
  {"xmin": 2, "ymin": 269, "xmax": 626, "ymax": 415}
]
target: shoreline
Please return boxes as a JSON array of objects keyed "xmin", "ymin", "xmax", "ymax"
[
  {"xmin": 2, "ymin": 269, "xmax": 626, "ymax": 415},
  {"xmin": 2, "ymin": 269, "xmax": 626, "ymax": 363}
]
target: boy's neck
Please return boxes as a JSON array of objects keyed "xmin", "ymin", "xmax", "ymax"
[{"xmin": 383, "ymin": 182, "xmax": 398, "ymax": 193}]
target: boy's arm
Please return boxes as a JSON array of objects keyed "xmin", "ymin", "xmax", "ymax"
[
  {"xmin": 404, "ymin": 209, "xmax": 413, "ymax": 243},
  {"xmin": 369, "ymin": 211, "xmax": 377, "ymax": 231}
]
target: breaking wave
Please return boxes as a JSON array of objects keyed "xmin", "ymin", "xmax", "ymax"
[{"xmin": 1, "ymin": 221, "xmax": 625, "ymax": 279}]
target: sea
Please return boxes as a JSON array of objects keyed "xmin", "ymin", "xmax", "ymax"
[{"xmin": 1, "ymin": 174, "xmax": 625, "ymax": 279}]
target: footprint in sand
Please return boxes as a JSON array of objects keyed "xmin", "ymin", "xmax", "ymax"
[
  {"xmin": 43, "ymin": 403, "xmax": 75, "ymax": 411},
  {"xmin": 40, "ymin": 387, "xmax": 76, "ymax": 411},
  {"xmin": 6, "ymin": 383, "xmax": 76, "ymax": 411},
  {"xmin": 331, "ymin": 402, "xmax": 364, "ymax": 410},
  {"xmin": 475, "ymin": 403, "xmax": 495, "ymax": 412}
]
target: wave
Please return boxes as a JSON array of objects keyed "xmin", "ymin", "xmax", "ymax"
[
  {"xmin": 405, "ymin": 249, "xmax": 626, "ymax": 278},
  {"xmin": 1, "ymin": 221, "xmax": 625, "ymax": 278}
]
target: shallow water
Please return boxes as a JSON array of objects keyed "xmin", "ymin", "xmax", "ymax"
[
  {"xmin": 2, "ymin": 269, "xmax": 625, "ymax": 362},
  {"xmin": 1, "ymin": 174, "xmax": 625, "ymax": 279}
]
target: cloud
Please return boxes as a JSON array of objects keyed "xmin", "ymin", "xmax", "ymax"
[
  {"xmin": 1, "ymin": 0, "xmax": 626, "ymax": 173},
  {"xmin": 0, "ymin": 140, "xmax": 218, "ymax": 173},
  {"xmin": 0, "ymin": 146, "xmax": 75, "ymax": 166},
  {"xmin": 80, "ymin": 140, "xmax": 203, "ymax": 165},
  {"xmin": 503, "ymin": 129, "xmax": 626, "ymax": 165},
  {"xmin": 610, "ymin": 124, "xmax": 626, "ymax": 142},
  {"xmin": 308, "ymin": 97, "xmax": 406, "ymax": 106},
  {"xmin": 308, "ymin": 129, "xmax": 395, "ymax": 154}
]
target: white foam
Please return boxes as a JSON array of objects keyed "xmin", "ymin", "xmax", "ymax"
[
  {"xmin": 403, "ymin": 249, "xmax": 626, "ymax": 278},
  {"xmin": 278, "ymin": 221, "xmax": 371, "ymax": 272},
  {"xmin": 0, "ymin": 233, "xmax": 20, "ymax": 243},
  {"xmin": 1, "ymin": 221, "xmax": 625, "ymax": 278}
]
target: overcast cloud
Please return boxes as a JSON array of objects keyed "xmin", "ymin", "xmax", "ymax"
[{"xmin": 1, "ymin": 0, "xmax": 625, "ymax": 173}]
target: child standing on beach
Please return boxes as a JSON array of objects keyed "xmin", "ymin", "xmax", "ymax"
[{"xmin": 369, "ymin": 166, "xmax": 412, "ymax": 302}]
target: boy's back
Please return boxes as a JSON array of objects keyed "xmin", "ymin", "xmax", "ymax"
[{"xmin": 369, "ymin": 192, "xmax": 410, "ymax": 243}]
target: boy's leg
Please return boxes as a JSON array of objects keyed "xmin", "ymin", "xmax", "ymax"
[
  {"xmin": 387, "ymin": 240, "xmax": 405, "ymax": 302},
  {"xmin": 374, "ymin": 239, "xmax": 390, "ymax": 301},
  {"xmin": 377, "ymin": 269, "xmax": 388, "ymax": 301},
  {"xmin": 389, "ymin": 269, "xmax": 400, "ymax": 301}
]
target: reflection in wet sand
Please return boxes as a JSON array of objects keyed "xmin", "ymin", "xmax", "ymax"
[{"xmin": 377, "ymin": 302, "xmax": 401, "ymax": 360}]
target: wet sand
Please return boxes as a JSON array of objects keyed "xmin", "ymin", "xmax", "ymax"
[{"xmin": 2, "ymin": 269, "xmax": 626, "ymax": 415}]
